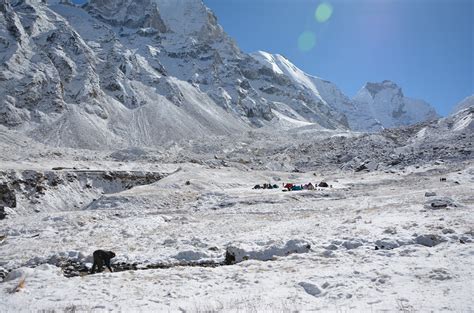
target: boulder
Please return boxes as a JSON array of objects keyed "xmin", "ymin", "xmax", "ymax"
[
  {"xmin": 298, "ymin": 282, "xmax": 323, "ymax": 297},
  {"xmin": 342, "ymin": 239, "xmax": 364, "ymax": 250},
  {"xmin": 415, "ymin": 234, "xmax": 445, "ymax": 247},
  {"xmin": 374, "ymin": 239, "xmax": 401, "ymax": 250}
]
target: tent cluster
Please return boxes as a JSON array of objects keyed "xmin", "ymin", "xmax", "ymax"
[
  {"xmin": 283, "ymin": 182, "xmax": 330, "ymax": 191},
  {"xmin": 252, "ymin": 182, "xmax": 331, "ymax": 191},
  {"xmin": 253, "ymin": 183, "xmax": 279, "ymax": 189}
]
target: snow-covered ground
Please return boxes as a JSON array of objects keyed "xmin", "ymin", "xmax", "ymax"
[
  {"xmin": 1, "ymin": 158, "xmax": 473, "ymax": 312},
  {"xmin": 1, "ymin": 0, "xmax": 472, "ymax": 311},
  {"xmin": 0, "ymin": 104, "xmax": 473, "ymax": 311}
]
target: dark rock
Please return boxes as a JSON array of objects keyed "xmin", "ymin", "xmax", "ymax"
[
  {"xmin": 374, "ymin": 239, "xmax": 401, "ymax": 250},
  {"xmin": 425, "ymin": 197, "xmax": 457, "ymax": 210},
  {"xmin": 0, "ymin": 184, "xmax": 16, "ymax": 208},
  {"xmin": 0, "ymin": 268, "xmax": 8, "ymax": 280},
  {"xmin": 431, "ymin": 202, "xmax": 448, "ymax": 209},
  {"xmin": 318, "ymin": 182, "xmax": 329, "ymax": 188},
  {"xmin": 224, "ymin": 248, "xmax": 236, "ymax": 265},
  {"xmin": 49, "ymin": 177, "xmax": 63, "ymax": 187},
  {"xmin": 102, "ymin": 173, "xmax": 114, "ymax": 181},
  {"xmin": 355, "ymin": 163, "xmax": 367, "ymax": 172},
  {"xmin": 66, "ymin": 173, "xmax": 76, "ymax": 182},
  {"xmin": 35, "ymin": 185, "xmax": 47, "ymax": 194},
  {"xmin": 389, "ymin": 159, "xmax": 401, "ymax": 166}
]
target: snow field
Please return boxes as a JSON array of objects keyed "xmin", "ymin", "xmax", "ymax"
[{"xmin": 1, "ymin": 162, "xmax": 473, "ymax": 311}]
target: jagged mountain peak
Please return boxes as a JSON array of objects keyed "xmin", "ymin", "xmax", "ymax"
[
  {"xmin": 363, "ymin": 80, "xmax": 403, "ymax": 99},
  {"xmin": 354, "ymin": 80, "xmax": 438, "ymax": 129}
]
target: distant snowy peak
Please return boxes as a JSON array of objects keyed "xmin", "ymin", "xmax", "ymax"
[
  {"xmin": 250, "ymin": 51, "xmax": 383, "ymax": 131},
  {"xmin": 249, "ymin": 51, "xmax": 353, "ymax": 129},
  {"xmin": 251, "ymin": 51, "xmax": 324, "ymax": 101},
  {"xmin": 354, "ymin": 80, "xmax": 438, "ymax": 129}
]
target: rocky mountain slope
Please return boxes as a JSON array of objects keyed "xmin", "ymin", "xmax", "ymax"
[{"xmin": 0, "ymin": 0, "xmax": 439, "ymax": 149}]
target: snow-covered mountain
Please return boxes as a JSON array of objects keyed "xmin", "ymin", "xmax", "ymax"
[
  {"xmin": 0, "ymin": 0, "xmax": 438, "ymax": 148},
  {"xmin": 414, "ymin": 95, "xmax": 474, "ymax": 142},
  {"xmin": 353, "ymin": 80, "xmax": 438, "ymax": 130},
  {"xmin": 452, "ymin": 95, "xmax": 474, "ymax": 114},
  {"xmin": 249, "ymin": 51, "xmax": 389, "ymax": 132}
]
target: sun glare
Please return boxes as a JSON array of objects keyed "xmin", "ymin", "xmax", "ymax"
[
  {"xmin": 297, "ymin": 31, "xmax": 316, "ymax": 52},
  {"xmin": 315, "ymin": 2, "xmax": 333, "ymax": 23}
]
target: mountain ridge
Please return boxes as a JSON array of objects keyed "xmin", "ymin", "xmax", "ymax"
[{"xmin": 0, "ymin": 0, "xmax": 441, "ymax": 149}]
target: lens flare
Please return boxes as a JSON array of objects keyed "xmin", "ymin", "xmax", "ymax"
[
  {"xmin": 297, "ymin": 31, "xmax": 316, "ymax": 52},
  {"xmin": 315, "ymin": 2, "xmax": 333, "ymax": 23}
]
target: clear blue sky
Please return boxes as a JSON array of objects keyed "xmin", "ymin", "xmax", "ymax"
[
  {"xmin": 72, "ymin": 0, "xmax": 472, "ymax": 115},
  {"xmin": 203, "ymin": 0, "xmax": 473, "ymax": 115}
]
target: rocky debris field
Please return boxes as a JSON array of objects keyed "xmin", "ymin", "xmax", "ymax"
[{"xmin": 102, "ymin": 105, "xmax": 472, "ymax": 174}]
